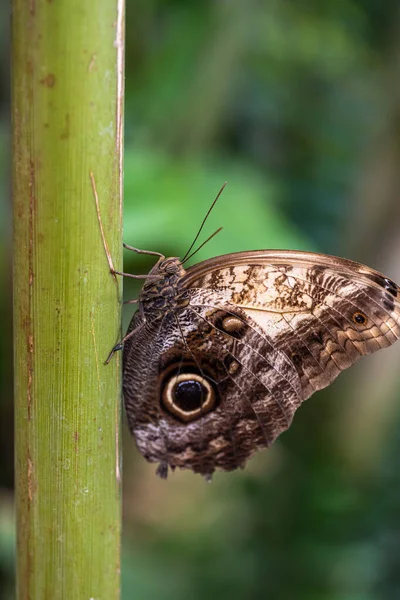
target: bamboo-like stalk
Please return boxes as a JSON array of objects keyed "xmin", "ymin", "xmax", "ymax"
[{"xmin": 12, "ymin": 0, "xmax": 124, "ymax": 598}]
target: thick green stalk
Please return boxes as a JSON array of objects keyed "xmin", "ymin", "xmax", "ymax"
[{"xmin": 12, "ymin": 0, "xmax": 124, "ymax": 598}]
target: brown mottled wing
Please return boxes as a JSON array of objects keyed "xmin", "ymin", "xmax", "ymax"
[
  {"xmin": 124, "ymin": 250, "xmax": 400, "ymax": 477},
  {"xmin": 182, "ymin": 250, "xmax": 400, "ymax": 402},
  {"xmin": 124, "ymin": 288, "xmax": 306, "ymax": 477}
]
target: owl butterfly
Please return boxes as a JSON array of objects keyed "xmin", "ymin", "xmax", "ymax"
[{"xmin": 112, "ymin": 194, "xmax": 400, "ymax": 480}]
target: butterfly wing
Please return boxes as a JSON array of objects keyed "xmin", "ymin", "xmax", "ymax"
[
  {"xmin": 182, "ymin": 250, "xmax": 400, "ymax": 400},
  {"xmin": 124, "ymin": 288, "xmax": 305, "ymax": 477},
  {"xmin": 124, "ymin": 250, "xmax": 400, "ymax": 478}
]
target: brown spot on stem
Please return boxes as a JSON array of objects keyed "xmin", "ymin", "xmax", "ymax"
[{"xmin": 39, "ymin": 73, "xmax": 56, "ymax": 88}]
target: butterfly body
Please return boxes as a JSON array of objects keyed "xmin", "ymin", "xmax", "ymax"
[{"xmin": 122, "ymin": 250, "xmax": 400, "ymax": 479}]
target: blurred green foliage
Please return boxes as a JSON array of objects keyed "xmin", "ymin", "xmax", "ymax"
[
  {"xmin": 123, "ymin": 146, "xmax": 311, "ymax": 254},
  {"xmin": 4, "ymin": 1, "xmax": 400, "ymax": 599}
]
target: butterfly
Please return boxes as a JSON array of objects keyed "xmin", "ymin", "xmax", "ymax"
[{"xmin": 109, "ymin": 189, "xmax": 400, "ymax": 480}]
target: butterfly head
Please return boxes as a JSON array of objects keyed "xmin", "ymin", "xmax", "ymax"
[{"xmin": 147, "ymin": 256, "xmax": 186, "ymax": 278}]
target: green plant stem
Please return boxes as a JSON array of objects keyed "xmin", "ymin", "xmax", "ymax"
[{"xmin": 12, "ymin": 0, "xmax": 124, "ymax": 598}]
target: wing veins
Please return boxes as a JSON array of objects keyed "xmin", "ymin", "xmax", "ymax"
[
  {"xmin": 187, "ymin": 302, "xmax": 302, "ymax": 397},
  {"xmin": 219, "ymin": 359, "xmax": 272, "ymax": 447},
  {"xmin": 187, "ymin": 306, "xmax": 294, "ymax": 428}
]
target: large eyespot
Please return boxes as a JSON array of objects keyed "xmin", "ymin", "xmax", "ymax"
[
  {"xmin": 161, "ymin": 373, "xmax": 216, "ymax": 422},
  {"xmin": 352, "ymin": 311, "xmax": 368, "ymax": 326}
]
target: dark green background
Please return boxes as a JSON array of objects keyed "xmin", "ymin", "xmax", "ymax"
[{"xmin": 2, "ymin": 1, "xmax": 400, "ymax": 598}]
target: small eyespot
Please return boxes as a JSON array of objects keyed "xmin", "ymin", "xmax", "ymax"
[
  {"xmin": 352, "ymin": 311, "xmax": 367, "ymax": 326},
  {"xmin": 221, "ymin": 316, "xmax": 244, "ymax": 333},
  {"xmin": 161, "ymin": 373, "xmax": 216, "ymax": 422}
]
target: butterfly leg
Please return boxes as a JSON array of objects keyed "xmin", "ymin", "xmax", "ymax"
[
  {"xmin": 110, "ymin": 244, "xmax": 165, "ymax": 279},
  {"xmin": 112, "ymin": 270, "xmax": 160, "ymax": 280},
  {"xmin": 111, "ymin": 247, "xmax": 164, "ymax": 279},
  {"xmin": 105, "ymin": 320, "xmax": 144, "ymax": 364},
  {"xmin": 123, "ymin": 298, "xmax": 139, "ymax": 305},
  {"xmin": 105, "ymin": 342, "xmax": 124, "ymax": 364},
  {"xmin": 123, "ymin": 243, "xmax": 165, "ymax": 259}
]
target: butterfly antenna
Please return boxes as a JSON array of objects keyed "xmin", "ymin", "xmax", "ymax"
[
  {"xmin": 181, "ymin": 182, "xmax": 227, "ymax": 262},
  {"xmin": 182, "ymin": 227, "xmax": 223, "ymax": 264}
]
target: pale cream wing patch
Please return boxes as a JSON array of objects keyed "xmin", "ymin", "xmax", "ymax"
[{"xmin": 182, "ymin": 251, "xmax": 400, "ymax": 400}]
